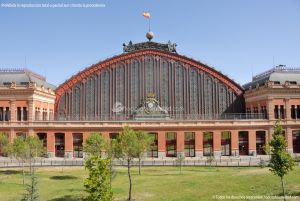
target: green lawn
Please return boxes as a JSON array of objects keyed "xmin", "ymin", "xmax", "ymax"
[{"xmin": 0, "ymin": 165, "xmax": 299, "ymax": 201}]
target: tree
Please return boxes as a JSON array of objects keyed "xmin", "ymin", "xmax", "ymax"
[
  {"xmin": 176, "ymin": 153, "xmax": 185, "ymax": 174},
  {"xmin": 269, "ymin": 121, "xmax": 296, "ymax": 201},
  {"xmin": 84, "ymin": 156, "xmax": 113, "ymax": 201},
  {"xmin": 83, "ymin": 133, "xmax": 106, "ymax": 157},
  {"xmin": 21, "ymin": 136, "xmax": 45, "ymax": 201},
  {"xmin": 115, "ymin": 126, "xmax": 139, "ymax": 201},
  {"xmin": 0, "ymin": 132, "xmax": 9, "ymax": 156},
  {"xmin": 21, "ymin": 173, "xmax": 39, "ymax": 201},
  {"xmin": 106, "ymin": 138, "xmax": 121, "ymax": 188},
  {"xmin": 83, "ymin": 133, "xmax": 113, "ymax": 201},
  {"xmin": 10, "ymin": 136, "xmax": 28, "ymax": 185},
  {"xmin": 135, "ymin": 131, "xmax": 152, "ymax": 175}
]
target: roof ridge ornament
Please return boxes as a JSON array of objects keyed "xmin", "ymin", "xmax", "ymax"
[{"xmin": 123, "ymin": 41, "xmax": 177, "ymax": 53}]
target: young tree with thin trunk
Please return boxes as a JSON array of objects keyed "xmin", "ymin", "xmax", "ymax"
[
  {"xmin": 135, "ymin": 131, "xmax": 152, "ymax": 175},
  {"xmin": 269, "ymin": 121, "xmax": 296, "ymax": 201},
  {"xmin": 0, "ymin": 132, "xmax": 9, "ymax": 156},
  {"xmin": 106, "ymin": 138, "xmax": 121, "ymax": 188},
  {"xmin": 10, "ymin": 136, "xmax": 28, "ymax": 185},
  {"xmin": 83, "ymin": 133, "xmax": 113, "ymax": 201},
  {"xmin": 21, "ymin": 135, "xmax": 44, "ymax": 201},
  {"xmin": 116, "ymin": 126, "xmax": 139, "ymax": 201}
]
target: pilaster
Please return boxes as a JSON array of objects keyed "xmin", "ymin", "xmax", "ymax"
[
  {"xmin": 267, "ymin": 99, "xmax": 274, "ymax": 120},
  {"xmin": 249, "ymin": 130, "xmax": 257, "ymax": 156},
  {"xmin": 231, "ymin": 130, "xmax": 239, "ymax": 157},
  {"xmin": 195, "ymin": 131, "xmax": 203, "ymax": 157},
  {"xmin": 176, "ymin": 131, "xmax": 185, "ymax": 156},
  {"xmin": 157, "ymin": 131, "xmax": 166, "ymax": 158},
  {"xmin": 286, "ymin": 128, "xmax": 293, "ymax": 153},
  {"xmin": 47, "ymin": 132, "xmax": 55, "ymax": 158},
  {"xmin": 285, "ymin": 98, "xmax": 291, "ymax": 120},
  {"xmin": 213, "ymin": 130, "xmax": 221, "ymax": 158},
  {"xmin": 65, "ymin": 132, "xmax": 73, "ymax": 158},
  {"xmin": 28, "ymin": 100, "xmax": 34, "ymax": 122},
  {"xmin": 9, "ymin": 100, "xmax": 16, "ymax": 121}
]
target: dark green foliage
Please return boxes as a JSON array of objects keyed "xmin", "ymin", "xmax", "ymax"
[
  {"xmin": 269, "ymin": 121, "xmax": 296, "ymax": 201},
  {"xmin": 84, "ymin": 156, "xmax": 113, "ymax": 201}
]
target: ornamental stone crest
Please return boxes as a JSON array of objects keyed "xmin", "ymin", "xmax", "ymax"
[
  {"xmin": 134, "ymin": 92, "xmax": 169, "ymax": 120},
  {"xmin": 123, "ymin": 41, "xmax": 177, "ymax": 53}
]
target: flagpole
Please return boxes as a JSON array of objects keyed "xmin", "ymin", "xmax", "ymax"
[{"xmin": 149, "ymin": 18, "xmax": 151, "ymax": 32}]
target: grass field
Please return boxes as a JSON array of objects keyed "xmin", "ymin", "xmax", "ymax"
[{"xmin": 0, "ymin": 165, "xmax": 299, "ymax": 201}]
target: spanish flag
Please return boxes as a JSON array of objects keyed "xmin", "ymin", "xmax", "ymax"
[{"xmin": 143, "ymin": 12, "xmax": 151, "ymax": 19}]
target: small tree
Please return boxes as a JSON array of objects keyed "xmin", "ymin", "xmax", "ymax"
[
  {"xmin": 83, "ymin": 133, "xmax": 113, "ymax": 201},
  {"xmin": 176, "ymin": 153, "xmax": 185, "ymax": 174},
  {"xmin": 84, "ymin": 156, "xmax": 113, "ymax": 201},
  {"xmin": 135, "ymin": 131, "xmax": 152, "ymax": 175},
  {"xmin": 83, "ymin": 133, "xmax": 106, "ymax": 157},
  {"xmin": 21, "ymin": 174, "xmax": 39, "ymax": 201},
  {"xmin": 269, "ymin": 121, "xmax": 296, "ymax": 201},
  {"xmin": 116, "ymin": 126, "xmax": 139, "ymax": 201},
  {"xmin": 10, "ymin": 136, "xmax": 28, "ymax": 185},
  {"xmin": 106, "ymin": 139, "xmax": 121, "ymax": 188},
  {"xmin": 21, "ymin": 136, "xmax": 44, "ymax": 201},
  {"xmin": 0, "ymin": 132, "xmax": 9, "ymax": 156}
]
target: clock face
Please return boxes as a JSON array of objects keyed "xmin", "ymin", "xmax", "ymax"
[{"xmin": 148, "ymin": 102, "xmax": 154, "ymax": 109}]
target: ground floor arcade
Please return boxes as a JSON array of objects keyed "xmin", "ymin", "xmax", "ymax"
[{"xmin": 1, "ymin": 126, "xmax": 300, "ymax": 158}]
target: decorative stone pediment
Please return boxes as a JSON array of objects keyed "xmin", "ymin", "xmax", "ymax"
[
  {"xmin": 134, "ymin": 93, "xmax": 169, "ymax": 120},
  {"xmin": 123, "ymin": 41, "xmax": 177, "ymax": 53},
  {"xmin": 10, "ymin": 81, "xmax": 16, "ymax": 89},
  {"xmin": 28, "ymin": 82, "xmax": 36, "ymax": 89}
]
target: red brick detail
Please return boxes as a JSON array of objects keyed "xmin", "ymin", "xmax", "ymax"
[
  {"xmin": 249, "ymin": 130, "xmax": 256, "ymax": 151},
  {"xmin": 47, "ymin": 132, "xmax": 55, "ymax": 153},
  {"xmin": 213, "ymin": 131, "xmax": 221, "ymax": 151},
  {"xmin": 158, "ymin": 131, "xmax": 166, "ymax": 152},
  {"xmin": 195, "ymin": 131, "xmax": 203, "ymax": 151},
  {"xmin": 176, "ymin": 131, "xmax": 185, "ymax": 152},
  {"xmin": 65, "ymin": 132, "xmax": 73, "ymax": 152},
  {"xmin": 231, "ymin": 130, "xmax": 239, "ymax": 152}
]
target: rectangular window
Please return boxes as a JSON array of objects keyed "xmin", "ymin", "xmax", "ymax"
[
  {"xmin": 73, "ymin": 133, "xmax": 83, "ymax": 158},
  {"xmin": 292, "ymin": 130, "xmax": 300, "ymax": 153},
  {"xmin": 147, "ymin": 133, "xmax": 158, "ymax": 158},
  {"xmin": 221, "ymin": 131, "xmax": 231, "ymax": 156},
  {"xmin": 109, "ymin": 133, "xmax": 119, "ymax": 139},
  {"xmin": 203, "ymin": 132, "xmax": 213, "ymax": 156},
  {"xmin": 297, "ymin": 105, "xmax": 300, "ymax": 119},
  {"xmin": 274, "ymin": 105, "xmax": 279, "ymax": 119},
  {"xmin": 0, "ymin": 107, "xmax": 3, "ymax": 121},
  {"xmin": 55, "ymin": 133, "xmax": 65, "ymax": 157},
  {"xmin": 239, "ymin": 131, "xmax": 249, "ymax": 155},
  {"xmin": 280, "ymin": 105, "xmax": 285, "ymax": 119},
  {"xmin": 37, "ymin": 133, "xmax": 47, "ymax": 148},
  {"xmin": 17, "ymin": 107, "xmax": 22, "ymax": 121},
  {"xmin": 184, "ymin": 132, "xmax": 195, "ymax": 157},
  {"xmin": 291, "ymin": 105, "xmax": 296, "ymax": 119},
  {"xmin": 23, "ymin": 107, "xmax": 28, "ymax": 121},
  {"xmin": 166, "ymin": 132, "xmax": 176, "ymax": 157},
  {"xmin": 256, "ymin": 131, "xmax": 266, "ymax": 155}
]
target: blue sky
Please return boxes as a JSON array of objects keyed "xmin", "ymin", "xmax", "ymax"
[{"xmin": 0, "ymin": 0, "xmax": 299, "ymax": 87}]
